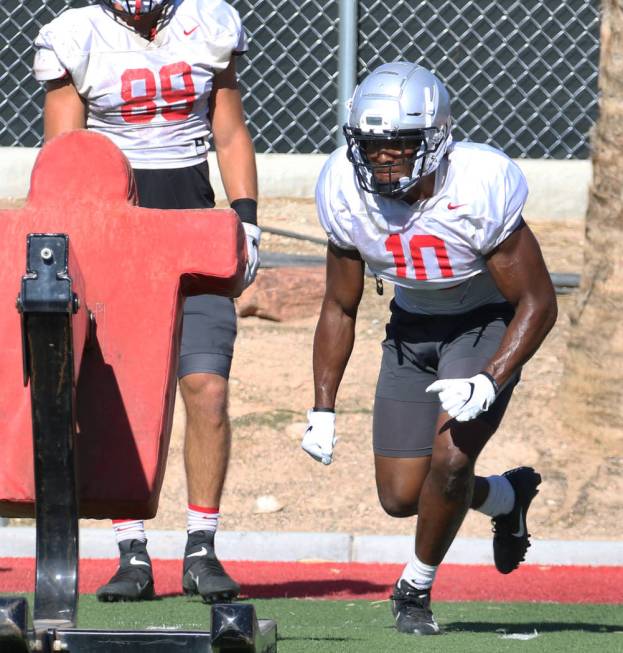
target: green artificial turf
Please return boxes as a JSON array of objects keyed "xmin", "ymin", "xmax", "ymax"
[{"xmin": 63, "ymin": 596, "xmax": 623, "ymax": 653}]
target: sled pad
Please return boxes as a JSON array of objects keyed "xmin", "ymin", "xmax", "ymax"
[{"xmin": 0, "ymin": 130, "xmax": 245, "ymax": 519}]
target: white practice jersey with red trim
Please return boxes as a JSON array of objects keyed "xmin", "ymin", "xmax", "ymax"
[
  {"xmin": 316, "ymin": 141, "xmax": 528, "ymax": 315},
  {"xmin": 33, "ymin": 0, "xmax": 246, "ymax": 168}
]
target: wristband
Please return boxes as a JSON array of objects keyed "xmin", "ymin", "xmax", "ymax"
[
  {"xmin": 480, "ymin": 371, "xmax": 499, "ymax": 394},
  {"xmin": 312, "ymin": 407, "xmax": 335, "ymax": 413},
  {"xmin": 230, "ymin": 198, "xmax": 257, "ymax": 225}
]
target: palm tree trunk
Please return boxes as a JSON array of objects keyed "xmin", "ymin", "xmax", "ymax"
[{"xmin": 556, "ymin": 0, "xmax": 623, "ymax": 523}]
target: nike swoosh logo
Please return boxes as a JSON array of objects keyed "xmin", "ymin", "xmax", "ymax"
[
  {"xmin": 130, "ymin": 556, "xmax": 151, "ymax": 567},
  {"xmin": 184, "ymin": 25, "xmax": 199, "ymax": 36},
  {"xmin": 512, "ymin": 508, "xmax": 526, "ymax": 537},
  {"xmin": 447, "ymin": 202, "xmax": 467, "ymax": 210},
  {"xmin": 186, "ymin": 546, "xmax": 208, "ymax": 558}
]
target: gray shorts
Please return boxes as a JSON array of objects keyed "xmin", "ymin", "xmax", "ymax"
[
  {"xmin": 178, "ymin": 295, "xmax": 237, "ymax": 379},
  {"xmin": 133, "ymin": 164, "xmax": 236, "ymax": 379},
  {"xmin": 373, "ymin": 301, "xmax": 519, "ymax": 458}
]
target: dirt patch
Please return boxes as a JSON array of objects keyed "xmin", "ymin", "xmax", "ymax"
[{"xmin": 4, "ymin": 197, "xmax": 617, "ymax": 541}]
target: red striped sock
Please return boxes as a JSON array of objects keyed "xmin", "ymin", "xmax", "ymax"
[
  {"xmin": 187, "ymin": 504, "xmax": 219, "ymax": 534},
  {"xmin": 111, "ymin": 519, "xmax": 146, "ymax": 544}
]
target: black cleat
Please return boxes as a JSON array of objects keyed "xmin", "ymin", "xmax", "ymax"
[
  {"xmin": 96, "ymin": 539, "xmax": 155, "ymax": 602},
  {"xmin": 182, "ymin": 530, "xmax": 240, "ymax": 603},
  {"xmin": 390, "ymin": 580, "xmax": 440, "ymax": 636},
  {"xmin": 492, "ymin": 466, "xmax": 542, "ymax": 574}
]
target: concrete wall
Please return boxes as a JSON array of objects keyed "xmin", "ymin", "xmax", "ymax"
[{"xmin": 0, "ymin": 148, "xmax": 590, "ymax": 221}]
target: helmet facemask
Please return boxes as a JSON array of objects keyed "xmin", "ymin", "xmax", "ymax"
[
  {"xmin": 101, "ymin": 1, "xmax": 172, "ymax": 20},
  {"xmin": 344, "ymin": 125, "xmax": 450, "ymax": 199},
  {"xmin": 344, "ymin": 62, "xmax": 453, "ymax": 200}
]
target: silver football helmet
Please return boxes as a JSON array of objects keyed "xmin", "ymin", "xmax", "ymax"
[
  {"xmin": 101, "ymin": 1, "xmax": 172, "ymax": 18},
  {"xmin": 344, "ymin": 62, "xmax": 452, "ymax": 198}
]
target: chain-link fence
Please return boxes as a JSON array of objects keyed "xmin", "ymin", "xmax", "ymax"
[{"xmin": 0, "ymin": 0, "xmax": 600, "ymax": 157}]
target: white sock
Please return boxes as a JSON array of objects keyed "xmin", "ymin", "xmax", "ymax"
[
  {"xmin": 477, "ymin": 475, "xmax": 515, "ymax": 517},
  {"xmin": 112, "ymin": 519, "xmax": 146, "ymax": 544},
  {"xmin": 400, "ymin": 551, "xmax": 438, "ymax": 590},
  {"xmin": 187, "ymin": 503, "xmax": 219, "ymax": 535}
]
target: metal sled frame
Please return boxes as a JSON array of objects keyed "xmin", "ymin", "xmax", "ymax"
[{"xmin": 0, "ymin": 234, "xmax": 277, "ymax": 653}]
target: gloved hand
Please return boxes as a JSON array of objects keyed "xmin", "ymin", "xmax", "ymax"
[
  {"xmin": 301, "ymin": 409, "xmax": 337, "ymax": 465},
  {"xmin": 242, "ymin": 222, "xmax": 261, "ymax": 288},
  {"xmin": 426, "ymin": 373, "xmax": 498, "ymax": 422}
]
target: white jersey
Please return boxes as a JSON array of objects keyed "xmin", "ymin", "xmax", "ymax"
[
  {"xmin": 316, "ymin": 141, "xmax": 528, "ymax": 315},
  {"xmin": 33, "ymin": 0, "xmax": 247, "ymax": 168}
]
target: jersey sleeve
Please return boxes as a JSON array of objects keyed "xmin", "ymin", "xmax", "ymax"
[
  {"xmin": 478, "ymin": 157, "xmax": 528, "ymax": 255},
  {"xmin": 315, "ymin": 151, "xmax": 358, "ymax": 251},
  {"xmin": 201, "ymin": 1, "xmax": 247, "ymax": 68},
  {"xmin": 33, "ymin": 46, "xmax": 67, "ymax": 81},
  {"xmin": 33, "ymin": 19, "xmax": 70, "ymax": 81},
  {"xmin": 212, "ymin": 1, "xmax": 247, "ymax": 55},
  {"xmin": 32, "ymin": 10, "xmax": 87, "ymax": 83},
  {"xmin": 233, "ymin": 13, "xmax": 248, "ymax": 54},
  {"xmin": 219, "ymin": 0, "xmax": 247, "ymax": 55}
]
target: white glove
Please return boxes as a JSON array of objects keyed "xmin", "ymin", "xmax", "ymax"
[
  {"xmin": 301, "ymin": 409, "xmax": 337, "ymax": 465},
  {"xmin": 426, "ymin": 373, "xmax": 498, "ymax": 422},
  {"xmin": 242, "ymin": 223, "xmax": 261, "ymax": 288}
]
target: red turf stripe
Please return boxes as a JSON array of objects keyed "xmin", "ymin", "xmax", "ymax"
[{"xmin": 0, "ymin": 558, "xmax": 621, "ymax": 604}]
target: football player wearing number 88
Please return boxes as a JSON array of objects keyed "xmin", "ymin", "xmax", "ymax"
[
  {"xmin": 34, "ymin": 0, "xmax": 260, "ymax": 603},
  {"xmin": 303, "ymin": 62, "xmax": 557, "ymax": 635}
]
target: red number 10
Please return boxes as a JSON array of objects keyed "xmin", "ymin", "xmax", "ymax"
[
  {"xmin": 121, "ymin": 62, "xmax": 196, "ymax": 124},
  {"xmin": 385, "ymin": 233, "xmax": 454, "ymax": 280}
]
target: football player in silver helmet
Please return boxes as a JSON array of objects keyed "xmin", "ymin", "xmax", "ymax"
[{"xmin": 303, "ymin": 62, "xmax": 557, "ymax": 635}]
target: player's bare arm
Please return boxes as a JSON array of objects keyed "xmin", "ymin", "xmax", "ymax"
[
  {"xmin": 209, "ymin": 57, "xmax": 257, "ymax": 203},
  {"xmin": 209, "ymin": 56, "xmax": 259, "ymax": 287},
  {"xmin": 313, "ymin": 242, "xmax": 365, "ymax": 410},
  {"xmin": 483, "ymin": 222, "xmax": 558, "ymax": 388},
  {"xmin": 43, "ymin": 78, "xmax": 86, "ymax": 141},
  {"xmin": 301, "ymin": 242, "xmax": 364, "ymax": 464}
]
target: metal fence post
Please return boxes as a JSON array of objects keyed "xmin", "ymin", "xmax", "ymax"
[{"xmin": 337, "ymin": 0, "xmax": 358, "ymax": 146}]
